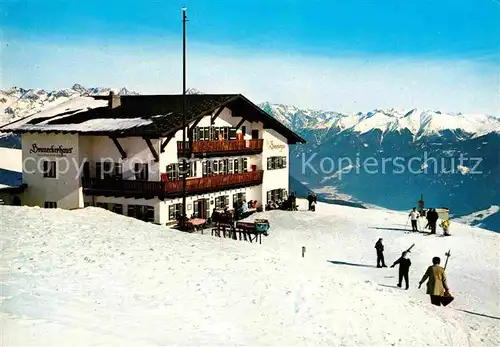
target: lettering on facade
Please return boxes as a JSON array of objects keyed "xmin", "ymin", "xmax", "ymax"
[
  {"xmin": 29, "ymin": 143, "xmax": 73, "ymax": 156},
  {"xmin": 267, "ymin": 140, "xmax": 286, "ymax": 151}
]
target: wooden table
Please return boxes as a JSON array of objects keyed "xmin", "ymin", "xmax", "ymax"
[{"xmin": 187, "ymin": 218, "xmax": 207, "ymax": 233}]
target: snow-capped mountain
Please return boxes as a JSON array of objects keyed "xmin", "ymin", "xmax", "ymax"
[
  {"xmin": 260, "ymin": 103, "xmax": 500, "ymax": 141},
  {"xmin": 260, "ymin": 103, "xmax": 500, "ymax": 232},
  {"xmin": 0, "ymin": 84, "xmax": 138, "ymax": 127}
]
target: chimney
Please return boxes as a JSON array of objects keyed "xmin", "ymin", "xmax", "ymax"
[{"xmin": 108, "ymin": 91, "xmax": 121, "ymax": 109}]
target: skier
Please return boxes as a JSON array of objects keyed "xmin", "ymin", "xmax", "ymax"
[
  {"xmin": 307, "ymin": 192, "xmax": 314, "ymax": 211},
  {"xmin": 418, "ymin": 256, "xmax": 451, "ymax": 306},
  {"xmin": 427, "ymin": 208, "xmax": 439, "ymax": 234},
  {"xmin": 390, "ymin": 251, "xmax": 411, "ymax": 289},
  {"xmin": 409, "ymin": 207, "xmax": 420, "ymax": 232},
  {"xmin": 310, "ymin": 199, "xmax": 316, "ymax": 212},
  {"xmin": 375, "ymin": 238, "xmax": 387, "ymax": 268}
]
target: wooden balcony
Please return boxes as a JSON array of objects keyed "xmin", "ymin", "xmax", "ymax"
[
  {"xmin": 82, "ymin": 170, "xmax": 264, "ymax": 199},
  {"xmin": 177, "ymin": 139, "xmax": 263, "ymax": 158}
]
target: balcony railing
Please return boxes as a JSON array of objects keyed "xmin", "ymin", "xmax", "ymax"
[
  {"xmin": 178, "ymin": 139, "xmax": 263, "ymax": 157},
  {"xmin": 82, "ymin": 170, "xmax": 264, "ymax": 199}
]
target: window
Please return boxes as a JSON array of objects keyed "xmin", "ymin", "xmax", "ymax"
[
  {"xmin": 166, "ymin": 164, "xmax": 178, "ymax": 181},
  {"xmin": 135, "ymin": 163, "xmax": 149, "ymax": 181},
  {"xmin": 241, "ymin": 126, "xmax": 246, "ymax": 136},
  {"xmin": 232, "ymin": 192, "xmax": 246, "ymax": 207},
  {"xmin": 42, "ymin": 160, "xmax": 57, "ymax": 178},
  {"xmin": 127, "ymin": 205, "xmax": 136, "ymax": 217},
  {"xmin": 267, "ymin": 189, "xmax": 286, "ymax": 203},
  {"xmin": 102, "ymin": 161, "xmax": 122, "ymax": 179},
  {"xmin": 229, "ymin": 128, "xmax": 237, "ymax": 140},
  {"xmin": 267, "ymin": 156, "xmax": 287, "ymax": 170},
  {"xmin": 251, "ymin": 129, "xmax": 259, "ymax": 139},
  {"xmin": 44, "ymin": 201, "xmax": 57, "ymax": 208},
  {"xmin": 168, "ymin": 203, "xmax": 183, "ymax": 221},
  {"xmin": 215, "ymin": 195, "xmax": 229, "ymax": 209},
  {"xmin": 242, "ymin": 158, "xmax": 248, "ymax": 172},
  {"xmin": 233, "ymin": 158, "xmax": 239, "ymax": 173},
  {"xmin": 128, "ymin": 205, "xmax": 155, "ymax": 222},
  {"xmin": 219, "ymin": 159, "xmax": 228, "ymax": 175},
  {"xmin": 112, "ymin": 203, "xmax": 123, "ymax": 214},
  {"xmin": 167, "ymin": 161, "xmax": 196, "ymax": 180}
]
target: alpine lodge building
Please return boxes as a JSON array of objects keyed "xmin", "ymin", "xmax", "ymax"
[{"xmin": 0, "ymin": 93, "xmax": 305, "ymax": 225}]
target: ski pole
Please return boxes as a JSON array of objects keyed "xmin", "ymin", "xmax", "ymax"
[
  {"xmin": 405, "ymin": 216, "xmax": 410, "ymax": 231},
  {"xmin": 444, "ymin": 250, "xmax": 451, "ymax": 270}
]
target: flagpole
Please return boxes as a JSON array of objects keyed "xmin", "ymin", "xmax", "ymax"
[{"xmin": 181, "ymin": 6, "xmax": 187, "ymax": 229}]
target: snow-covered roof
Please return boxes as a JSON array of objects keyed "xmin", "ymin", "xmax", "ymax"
[
  {"xmin": 0, "ymin": 94, "xmax": 306, "ymax": 143},
  {"xmin": 1, "ymin": 97, "xmax": 108, "ymax": 129},
  {"xmin": 13, "ymin": 118, "xmax": 153, "ymax": 132}
]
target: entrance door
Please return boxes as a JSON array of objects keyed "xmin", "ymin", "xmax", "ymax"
[{"xmin": 194, "ymin": 199, "xmax": 210, "ymax": 219}]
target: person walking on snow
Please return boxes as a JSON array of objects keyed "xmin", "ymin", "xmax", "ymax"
[
  {"xmin": 409, "ymin": 207, "xmax": 420, "ymax": 232},
  {"xmin": 307, "ymin": 192, "xmax": 314, "ymax": 211},
  {"xmin": 391, "ymin": 251, "xmax": 411, "ymax": 289},
  {"xmin": 427, "ymin": 208, "xmax": 439, "ymax": 234},
  {"xmin": 418, "ymin": 256, "xmax": 451, "ymax": 306},
  {"xmin": 375, "ymin": 238, "xmax": 387, "ymax": 268}
]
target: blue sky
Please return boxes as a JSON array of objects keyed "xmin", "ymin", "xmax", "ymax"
[{"xmin": 1, "ymin": 0, "xmax": 499, "ymax": 114}]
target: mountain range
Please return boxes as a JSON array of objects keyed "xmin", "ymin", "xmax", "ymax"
[{"xmin": 1, "ymin": 85, "xmax": 499, "ymax": 231}]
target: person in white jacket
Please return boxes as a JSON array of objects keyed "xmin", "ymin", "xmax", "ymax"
[{"xmin": 409, "ymin": 207, "xmax": 420, "ymax": 232}]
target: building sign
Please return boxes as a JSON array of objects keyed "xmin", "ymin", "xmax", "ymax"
[
  {"xmin": 29, "ymin": 143, "xmax": 73, "ymax": 157},
  {"xmin": 267, "ymin": 140, "xmax": 286, "ymax": 151}
]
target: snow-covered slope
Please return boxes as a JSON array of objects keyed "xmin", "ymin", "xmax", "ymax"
[
  {"xmin": 1, "ymin": 201, "xmax": 499, "ymax": 346},
  {"xmin": 261, "ymin": 103, "xmax": 500, "ymax": 140},
  {"xmin": 453, "ymin": 205, "xmax": 500, "ymax": 225}
]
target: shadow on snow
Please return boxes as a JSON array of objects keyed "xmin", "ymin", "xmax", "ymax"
[{"xmin": 327, "ymin": 260, "xmax": 377, "ymax": 268}]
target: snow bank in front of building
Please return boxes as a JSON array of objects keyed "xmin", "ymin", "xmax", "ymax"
[{"xmin": 1, "ymin": 201, "xmax": 499, "ymax": 346}]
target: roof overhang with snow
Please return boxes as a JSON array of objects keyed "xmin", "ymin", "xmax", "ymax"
[
  {"xmin": 0, "ymin": 183, "xmax": 27, "ymax": 194},
  {"xmin": 0, "ymin": 94, "xmax": 306, "ymax": 144}
]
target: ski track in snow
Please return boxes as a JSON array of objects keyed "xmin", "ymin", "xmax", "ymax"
[{"xmin": 0, "ymin": 200, "xmax": 499, "ymax": 346}]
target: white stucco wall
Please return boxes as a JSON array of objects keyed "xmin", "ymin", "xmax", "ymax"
[
  {"xmin": 84, "ymin": 136, "xmax": 161, "ymax": 181},
  {"xmin": 21, "ymin": 133, "xmax": 82, "ymax": 209},
  {"xmin": 261, "ymin": 129, "xmax": 289, "ymax": 203}
]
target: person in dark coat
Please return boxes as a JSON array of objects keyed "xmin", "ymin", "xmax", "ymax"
[
  {"xmin": 391, "ymin": 251, "xmax": 411, "ymax": 289},
  {"xmin": 375, "ymin": 238, "xmax": 387, "ymax": 268},
  {"xmin": 427, "ymin": 208, "xmax": 439, "ymax": 234},
  {"xmin": 307, "ymin": 192, "xmax": 314, "ymax": 211}
]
